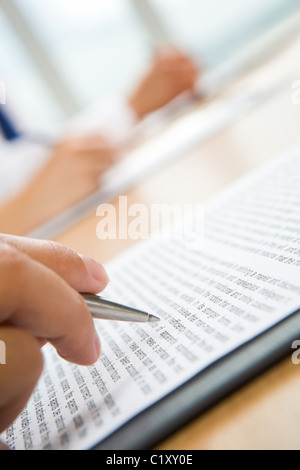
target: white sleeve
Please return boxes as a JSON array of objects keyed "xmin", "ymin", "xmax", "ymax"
[
  {"xmin": 0, "ymin": 140, "xmax": 51, "ymax": 202},
  {"xmin": 64, "ymin": 98, "xmax": 138, "ymax": 146}
]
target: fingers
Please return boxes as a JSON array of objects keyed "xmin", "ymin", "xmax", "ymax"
[
  {"xmin": 0, "ymin": 235, "xmax": 109, "ymax": 294},
  {"xmin": 0, "ymin": 237, "xmax": 107, "ymax": 432},
  {"xmin": 152, "ymin": 51, "xmax": 198, "ymax": 97},
  {"xmin": 73, "ymin": 135, "xmax": 117, "ymax": 174},
  {"xmin": 67, "ymin": 135, "xmax": 116, "ymax": 160},
  {"xmin": 0, "ymin": 442, "xmax": 9, "ymax": 450},
  {"xmin": 165, "ymin": 60, "xmax": 198, "ymax": 88},
  {"xmin": 0, "ymin": 325, "xmax": 43, "ymax": 433},
  {"xmin": 53, "ymin": 134, "xmax": 117, "ymax": 177},
  {"xmin": 157, "ymin": 51, "xmax": 198, "ymax": 74},
  {"xmin": 0, "ymin": 242, "xmax": 101, "ymax": 366}
]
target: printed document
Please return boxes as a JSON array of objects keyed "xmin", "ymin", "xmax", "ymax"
[{"xmin": 2, "ymin": 145, "xmax": 300, "ymax": 450}]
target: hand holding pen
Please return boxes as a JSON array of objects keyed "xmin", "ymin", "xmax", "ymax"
[{"xmin": 0, "ymin": 235, "xmax": 159, "ymax": 436}]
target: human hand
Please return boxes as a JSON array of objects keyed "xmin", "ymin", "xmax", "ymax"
[
  {"xmin": 0, "ymin": 234, "xmax": 109, "ymax": 433},
  {"xmin": 129, "ymin": 51, "xmax": 199, "ymax": 119},
  {"xmin": 0, "ymin": 134, "xmax": 116, "ymax": 235},
  {"xmin": 42, "ymin": 133, "xmax": 116, "ymax": 207}
]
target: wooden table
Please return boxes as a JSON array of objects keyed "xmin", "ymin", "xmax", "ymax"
[{"xmin": 55, "ymin": 34, "xmax": 300, "ymax": 450}]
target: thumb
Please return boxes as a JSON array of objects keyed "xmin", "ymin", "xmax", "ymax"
[{"xmin": 0, "ymin": 325, "xmax": 44, "ymax": 434}]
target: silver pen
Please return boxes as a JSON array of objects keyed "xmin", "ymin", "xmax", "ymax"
[{"xmin": 82, "ymin": 294, "xmax": 160, "ymax": 323}]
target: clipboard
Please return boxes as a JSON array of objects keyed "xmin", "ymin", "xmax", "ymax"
[{"xmin": 93, "ymin": 308, "xmax": 300, "ymax": 450}]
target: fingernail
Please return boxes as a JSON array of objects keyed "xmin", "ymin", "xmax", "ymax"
[{"xmin": 80, "ymin": 255, "xmax": 110, "ymax": 289}]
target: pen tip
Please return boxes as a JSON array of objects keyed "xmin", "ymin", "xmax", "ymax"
[{"xmin": 148, "ymin": 314, "xmax": 160, "ymax": 323}]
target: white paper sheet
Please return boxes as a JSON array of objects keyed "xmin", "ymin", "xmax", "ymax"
[{"xmin": 3, "ymin": 145, "xmax": 300, "ymax": 450}]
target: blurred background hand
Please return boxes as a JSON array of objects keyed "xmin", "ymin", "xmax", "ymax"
[
  {"xmin": 0, "ymin": 134, "xmax": 116, "ymax": 235},
  {"xmin": 129, "ymin": 51, "xmax": 199, "ymax": 119}
]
